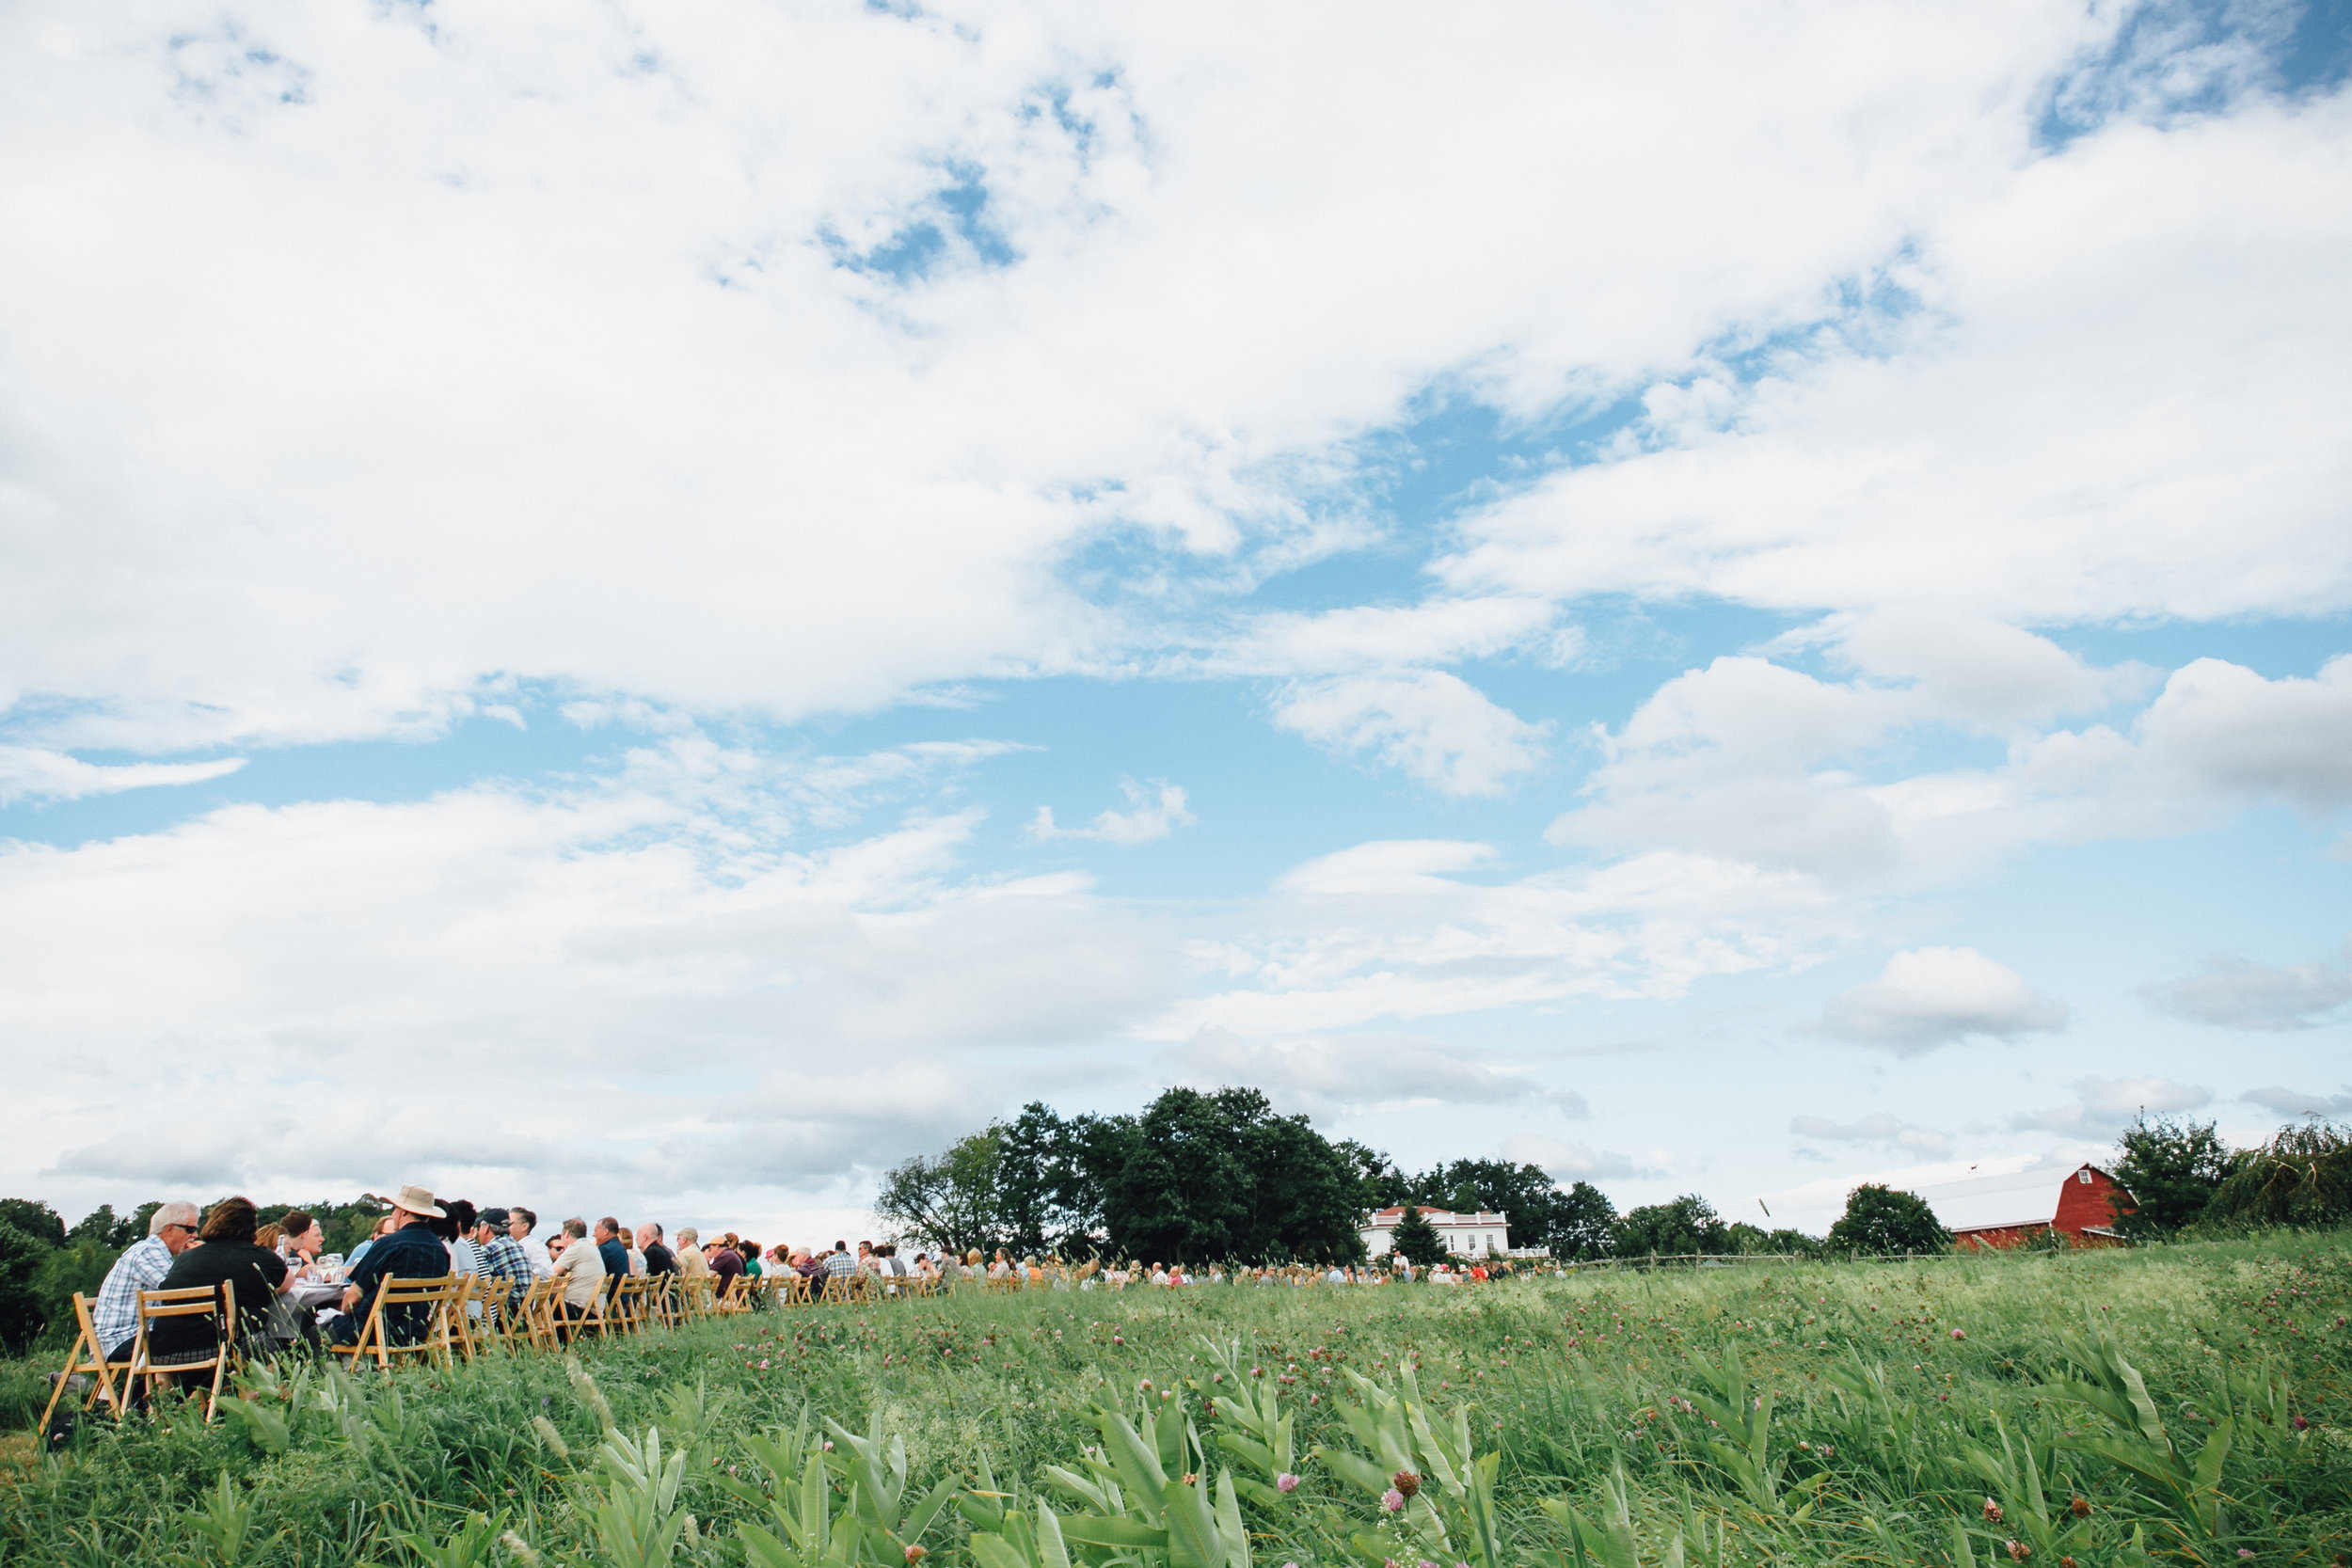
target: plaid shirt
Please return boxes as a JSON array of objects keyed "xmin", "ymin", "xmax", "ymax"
[
  {"xmin": 821, "ymin": 1250, "xmax": 858, "ymax": 1279},
  {"xmin": 481, "ymin": 1234, "xmax": 534, "ymax": 1289},
  {"xmin": 92, "ymin": 1236, "xmax": 174, "ymax": 1354}
]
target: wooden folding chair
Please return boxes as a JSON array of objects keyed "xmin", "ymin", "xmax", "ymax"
[
  {"xmin": 39, "ymin": 1292, "xmax": 138, "ymax": 1433},
  {"xmin": 517, "ymin": 1276, "xmax": 564, "ymax": 1353},
  {"xmin": 677, "ymin": 1274, "xmax": 716, "ymax": 1321},
  {"xmin": 775, "ymin": 1272, "xmax": 812, "ymax": 1307},
  {"xmin": 331, "ymin": 1275, "xmax": 457, "ymax": 1371},
  {"xmin": 478, "ymin": 1275, "xmax": 526, "ymax": 1348},
  {"xmin": 443, "ymin": 1275, "xmax": 484, "ymax": 1361},
  {"xmin": 127, "ymin": 1282, "xmax": 237, "ymax": 1419},
  {"xmin": 709, "ymin": 1274, "xmax": 750, "ymax": 1315},
  {"xmin": 614, "ymin": 1275, "xmax": 655, "ymax": 1335}
]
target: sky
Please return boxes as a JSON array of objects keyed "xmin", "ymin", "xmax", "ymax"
[{"xmin": 2, "ymin": 0, "xmax": 2348, "ymax": 1245}]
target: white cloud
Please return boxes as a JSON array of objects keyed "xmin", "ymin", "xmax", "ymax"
[
  {"xmin": 1159, "ymin": 845, "xmax": 1851, "ymax": 1039},
  {"xmin": 1547, "ymin": 642, "xmax": 2352, "ymax": 891},
  {"xmin": 0, "ymin": 748, "xmax": 1177, "ymax": 1219},
  {"xmin": 0, "ymin": 746, "xmax": 246, "ymax": 805},
  {"xmin": 1441, "ymin": 94, "xmax": 2352, "ymax": 626},
  {"xmin": 1168, "ymin": 1024, "xmax": 1589, "ymax": 1120},
  {"xmin": 1497, "ymin": 1132, "xmax": 1657, "ymax": 1183},
  {"xmin": 2010, "ymin": 1074, "xmax": 2212, "ymax": 1132},
  {"xmin": 1812, "ymin": 947, "xmax": 2067, "ymax": 1054},
  {"xmin": 1273, "ymin": 672, "xmax": 1549, "ymax": 796},
  {"xmin": 2150, "ymin": 942, "xmax": 2352, "ymax": 1030},
  {"xmin": 1030, "ymin": 781, "xmax": 1196, "ymax": 846},
  {"xmin": 2241, "ymin": 1084, "xmax": 2352, "ymax": 1118},
  {"xmin": 1787, "ymin": 1111, "xmax": 1954, "ymax": 1160},
  {"xmin": 0, "ymin": 0, "xmax": 2152, "ymax": 757}
]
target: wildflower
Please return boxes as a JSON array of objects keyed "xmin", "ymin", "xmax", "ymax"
[
  {"xmin": 2293, "ymin": 1415, "xmax": 2311, "ymax": 1431},
  {"xmin": 1983, "ymin": 1498, "xmax": 2003, "ymax": 1523},
  {"xmin": 1381, "ymin": 1488, "xmax": 1406, "ymax": 1513},
  {"xmin": 2070, "ymin": 1497, "xmax": 2089, "ymax": 1518},
  {"xmin": 1277, "ymin": 1473, "xmax": 1301, "ymax": 1493},
  {"xmin": 1952, "ymin": 1329, "xmax": 1967, "ymax": 1340},
  {"xmin": 2008, "ymin": 1541, "xmax": 2028, "ymax": 1560},
  {"xmin": 1392, "ymin": 1470, "xmax": 1422, "ymax": 1498},
  {"xmin": 1310, "ymin": 1393, "xmax": 1320, "ymax": 1404},
  {"xmin": 906, "ymin": 1548, "xmax": 929, "ymax": 1564}
]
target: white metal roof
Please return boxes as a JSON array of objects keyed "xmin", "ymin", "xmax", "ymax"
[{"xmin": 1913, "ymin": 1166, "xmax": 2077, "ymax": 1232}]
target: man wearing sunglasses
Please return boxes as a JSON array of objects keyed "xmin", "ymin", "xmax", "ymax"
[{"xmin": 90, "ymin": 1201, "xmax": 199, "ymax": 1365}]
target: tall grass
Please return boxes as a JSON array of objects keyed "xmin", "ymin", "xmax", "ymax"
[{"xmin": 3, "ymin": 1232, "xmax": 2346, "ymax": 1565}]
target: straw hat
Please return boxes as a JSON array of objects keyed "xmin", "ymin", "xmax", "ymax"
[{"xmin": 391, "ymin": 1183, "xmax": 447, "ymax": 1219}]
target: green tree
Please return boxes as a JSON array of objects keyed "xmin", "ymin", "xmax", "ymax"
[
  {"xmin": 1104, "ymin": 1087, "xmax": 1366, "ymax": 1264},
  {"xmin": 2204, "ymin": 1120, "xmax": 2351, "ymax": 1228},
  {"xmin": 0, "ymin": 1221, "xmax": 48, "ymax": 1353},
  {"xmin": 1826, "ymin": 1183, "xmax": 1949, "ymax": 1255},
  {"xmin": 1613, "ymin": 1195, "xmax": 1731, "ymax": 1257},
  {"xmin": 34, "ymin": 1235, "xmax": 119, "ymax": 1348},
  {"xmin": 1549, "ymin": 1180, "xmax": 1617, "ymax": 1259},
  {"xmin": 1388, "ymin": 1205, "xmax": 1449, "ymax": 1269},
  {"xmin": 0, "ymin": 1199, "xmax": 65, "ymax": 1249},
  {"xmin": 876, "ymin": 1129, "xmax": 1006, "ymax": 1257},
  {"xmin": 115, "ymin": 1201, "xmax": 164, "ymax": 1249},
  {"xmin": 1334, "ymin": 1139, "xmax": 1408, "ymax": 1212},
  {"xmin": 2110, "ymin": 1116, "xmax": 2231, "ymax": 1238}
]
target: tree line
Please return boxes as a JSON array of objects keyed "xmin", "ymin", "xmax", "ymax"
[{"xmin": 875, "ymin": 1090, "xmax": 2352, "ymax": 1268}]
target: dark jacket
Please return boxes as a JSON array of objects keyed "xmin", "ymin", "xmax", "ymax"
[{"xmin": 345, "ymin": 1221, "xmax": 450, "ymax": 1345}]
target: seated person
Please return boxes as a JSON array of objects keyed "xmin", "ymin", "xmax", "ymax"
[
  {"xmin": 329, "ymin": 1185, "xmax": 453, "ymax": 1347},
  {"xmin": 91, "ymin": 1202, "xmax": 199, "ymax": 1368},
  {"xmin": 705, "ymin": 1235, "xmax": 745, "ymax": 1296},
  {"xmin": 674, "ymin": 1227, "xmax": 708, "ymax": 1277},
  {"xmin": 549, "ymin": 1218, "xmax": 607, "ymax": 1339},
  {"xmin": 149, "ymin": 1196, "xmax": 289, "ymax": 1366}
]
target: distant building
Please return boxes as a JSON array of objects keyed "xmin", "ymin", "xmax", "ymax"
[
  {"xmin": 1915, "ymin": 1164, "xmax": 2134, "ymax": 1249},
  {"xmin": 1359, "ymin": 1206, "xmax": 1508, "ymax": 1258}
]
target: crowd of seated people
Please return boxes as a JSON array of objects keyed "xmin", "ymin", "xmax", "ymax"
[{"xmin": 70, "ymin": 1182, "xmax": 1523, "ymax": 1394}]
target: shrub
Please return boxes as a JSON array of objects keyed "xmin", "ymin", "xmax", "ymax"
[{"xmin": 2205, "ymin": 1120, "xmax": 2352, "ymax": 1227}]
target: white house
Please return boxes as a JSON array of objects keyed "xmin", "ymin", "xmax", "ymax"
[{"xmin": 1359, "ymin": 1207, "xmax": 1508, "ymax": 1258}]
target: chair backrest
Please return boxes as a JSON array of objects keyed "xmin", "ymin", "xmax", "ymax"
[
  {"xmin": 520, "ymin": 1276, "xmax": 564, "ymax": 1350},
  {"xmin": 131, "ymin": 1282, "xmax": 237, "ymax": 1418},
  {"xmin": 343, "ymin": 1275, "xmax": 459, "ymax": 1369}
]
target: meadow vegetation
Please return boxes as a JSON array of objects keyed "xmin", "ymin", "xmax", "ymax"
[{"xmin": 4, "ymin": 1230, "xmax": 2348, "ymax": 1568}]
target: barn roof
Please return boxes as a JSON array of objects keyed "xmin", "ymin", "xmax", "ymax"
[{"xmin": 1914, "ymin": 1164, "xmax": 2102, "ymax": 1233}]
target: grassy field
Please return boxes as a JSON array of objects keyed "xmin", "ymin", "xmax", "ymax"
[{"xmin": 3, "ymin": 1234, "xmax": 2347, "ymax": 1567}]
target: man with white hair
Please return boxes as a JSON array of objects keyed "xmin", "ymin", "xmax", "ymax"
[{"xmin": 91, "ymin": 1202, "xmax": 199, "ymax": 1364}]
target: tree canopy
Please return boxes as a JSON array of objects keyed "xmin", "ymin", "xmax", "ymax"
[
  {"xmin": 2109, "ymin": 1116, "xmax": 2231, "ymax": 1238},
  {"xmin": 1825, "ymin": 1183, "xmax": 1949, "ymax": 1255},
  {"xmin": 1613, "ymin": 1195, "xmax": 1731, "ymax": 1257}
]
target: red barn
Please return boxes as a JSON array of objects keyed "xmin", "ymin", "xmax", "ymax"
[{"xmin": 1915, "ymin": 1163, "xmax": 2135, "ymax": 1249}]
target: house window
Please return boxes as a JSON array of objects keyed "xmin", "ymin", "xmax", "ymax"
[{"xmin": 2076, "ymin": 1170, "xmax": 2092, "ymax": 1184}]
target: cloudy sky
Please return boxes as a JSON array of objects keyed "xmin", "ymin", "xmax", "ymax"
[{"xmin": 3, "ymin": 0, "xmax": 2347, "ymax": 1242}]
